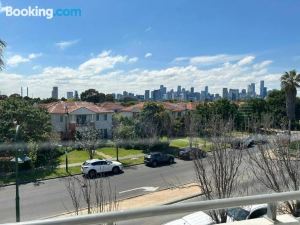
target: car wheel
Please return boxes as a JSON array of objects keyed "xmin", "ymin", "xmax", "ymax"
[
  {"xmin": 112, "ymin": 166, "xmax": 120, "ymax": 174},
  {"xmin": 152, "ymin": 161, "xmax": 157, "ymax": 167},
  {"xmin": 88, "ymin": 170, "xmax": 97, "ymax": 179},
  {"xmin": 169, "ymin": 158, "xmax": 174, "ymax": 164}
]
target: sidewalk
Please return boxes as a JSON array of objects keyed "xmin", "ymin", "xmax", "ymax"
[{"xmin": 52, "ymin": 183, "xmax": 203, "ymax": 218}]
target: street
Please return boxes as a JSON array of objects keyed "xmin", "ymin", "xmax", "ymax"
[{"xmin": 0, "ymin": 159, "xmax": 197, "ymax": 223}]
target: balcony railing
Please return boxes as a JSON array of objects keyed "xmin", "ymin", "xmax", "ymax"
[{"xmin": 3, "ymin": 190, "xmax": 300, "ymax": 225}]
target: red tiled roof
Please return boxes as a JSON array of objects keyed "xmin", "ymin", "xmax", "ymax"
[
  {"xmin": 98, "ymin": 102, "xmax": 125, "ymax": 111},
  {"xmin": 121, "ymin": 102, "xmax": 145, "ymax": 112},
  {"xmin": 44, "ymin": 101, "xmax": 114, "ymax": 114},
  {"xmin": 162, "ymin": 102, "xmax": 186, "ymax": 112}
]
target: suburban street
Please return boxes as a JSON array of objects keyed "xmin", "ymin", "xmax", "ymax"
[
  {"xmin": 2, "ymin": 133, "xmax": 300, "ymax": 224},
  {"xmin": 0, "ymin": 159, "xmax": 197, "ymax": 223}
]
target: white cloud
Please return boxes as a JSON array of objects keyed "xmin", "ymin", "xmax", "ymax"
[
  {"xmin": 128, "ymin": 57, "xmax": 138, "ymax": 63},
  {"xmin": 78, "ymin": 50, "xmax": 130, "ymax": 74},
  {"xmin": 7, "ymin": 53, "xmax": 42, "ymax": 67},
  {"xmin": 237, "ymin": 56, "xmax": 255, "ymax": 66},
  {"xmin": 0, "ymin": 51, "xmax": 280, "ymax": 98},
  {"xmin": 144, "ymin": 53, "xmax": 152, "ymax": 58},
  {"xmin": 55, "ymin": 40, "xmax": 79, "ymax": 50},
  {"xmin": 174, "ymin": 54, "xmax": 245, "ymax": 65},
  {"xmin": 253, "ymin": 60, "xmax": 273, "ymax": 70}
]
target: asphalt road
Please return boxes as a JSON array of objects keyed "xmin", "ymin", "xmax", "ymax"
[
  {"xmin": 3, "ymin": 133, "xmax": 299, "ymax": 224},
  {"xmin": 0, "ymin": 160, "xmax": 197, "ymax": 223}
]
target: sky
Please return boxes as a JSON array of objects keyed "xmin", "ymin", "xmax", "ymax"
[{"xmin": 0, "ymin": 0, "xmax": 300, "ymax": 98}]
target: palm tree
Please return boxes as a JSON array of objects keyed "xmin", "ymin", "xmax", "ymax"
[
  {"xmin": 0, "ymin": 39, "xmax": 5, "ymax": 71},
  {"xmin": 281, "ymin": 70, "xmax": 300, "ymax": 134}
]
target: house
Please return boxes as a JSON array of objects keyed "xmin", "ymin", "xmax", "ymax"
[
  {"xmin": 120, "ymin": 102, "xmax": 145, "ymax": 118},
  {"xmin": 43, "ymin": 101, "xmax": 114, "ymax": 139},
  {"xmin": 98, "ymin": 102, "xmax": 125, "ymax": 113}
]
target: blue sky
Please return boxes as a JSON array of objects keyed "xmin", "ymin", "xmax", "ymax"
[{"xmin": 0, "ymin": 0, "xmax": 300, "ymax": 98}]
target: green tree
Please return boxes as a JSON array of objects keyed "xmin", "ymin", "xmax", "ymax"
[
  {"xmin": 80, "ymin": 89, "xmax": 106, "ymax": 103},
  {"xmin": 0, "ymin": 39, "xmax": 5, "ymax": 71},
  {"xmin": 281, "ymin": 70, "xmax": 300, "ymax": 133},
  {"xmin": 138, "ymin": 102, "xmax": 166, "ymax": 138},
  {"xmin": 0, "ymin": 97, "xmax": 52, "ymax": 143},
  {"xmin": 266, "ymin": 89, "xmax": 287, "ymax": 128}
]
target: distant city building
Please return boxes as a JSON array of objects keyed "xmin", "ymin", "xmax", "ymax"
[
  {"xmin": 67, "ymin": 91, "xmax": 74, "ymax": 99},
  {"xmin": 51, "ymin": 87, "xmax": 58, "ymax": 99},
  {"xmin": 260, "ymin": 80, "xmax": 267, "ymax": 98},
  {"xmin": 145, "ymin": 90, "xmax": 150, "ymax": 100},
  {"xmin": 247, "ymin": 83, "xmax": 256, "ymax": 98},
  {"xmin": 229, "ymin": 89, "xmax": 239, "ymax": 101},
  {"xmin": 222, "ymin": 88, "xmax": 228, "ymax": 99},
  {"xmin": 74, "ymin": 90, "xmax": 79, "ymax": 100}
]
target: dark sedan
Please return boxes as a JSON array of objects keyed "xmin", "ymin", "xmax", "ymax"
[{"xmin": 178, "ymin": 147, "xmax": 207, "ymax": 160}]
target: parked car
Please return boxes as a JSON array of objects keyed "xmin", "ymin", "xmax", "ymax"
[
  {"xmin": 164, "ymin": 211, "xmax": 215, "ymax": 225},
  {"xmin": 144, "ymin": 152, "xmax": 174, "ymax": 167},
  {"xmin": 227, "ymin": 204, "xmax": 267, "ymax": 222},
  {"xmin": 164, "ymin": 204, "xmax": 267, "ymax": 225},
  {"xmin": 231, "ymin": 137, "xmax": 254, "ymax": 149},
  {"xmin": 81, "ymin": 159, "xmax": 123, "ymax": 178},
  {"xmin": 178, "ymin": 147, "xmax": 207, "ymax": 160}
]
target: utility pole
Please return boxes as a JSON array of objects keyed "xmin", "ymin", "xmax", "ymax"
[{"xmin": 15, "ymin": 124, "xmax": 20, "ymax": 222}]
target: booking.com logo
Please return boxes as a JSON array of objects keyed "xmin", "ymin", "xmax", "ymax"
[{"xmin": 2, "ymin": 6, "xmax": 81, "ymax": 19}]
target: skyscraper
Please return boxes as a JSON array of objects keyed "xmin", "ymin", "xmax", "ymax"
[
  {"xmin": 51, "ymin": 87, "xmax": 58, "ymax": 99},
  {"xmin": 247, "ymin": 83, "xmax": 256, "ymax": 97},
  {"xmin": 67, "ymin": 91, "xmax": 74, "ymax": 99},
  {"xmin": 260, "ymin": 80, "xmax": 264, "ymax": 98},
  {"xmin": 145, "ymin": 90, "xmax": 150, "ymax": 100},
  {"xmin": 177, "ymin": 85, "xmax": 181, "ymax": 94},
  {"xmin": 222, "ymin": 88, "xmax": 228, "ymax": 99},
  {"xmin": 74, "ymin": 90, "xmax": 79, "ymax": 100},
  {"xmin": 191, "ymin": 87, "xmax": 194, "ymax": 93}
]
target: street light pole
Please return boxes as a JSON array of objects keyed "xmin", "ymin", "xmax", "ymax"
[{"xmin": 15, "ymin": 124, "xmax": 20, "ymax": 222}]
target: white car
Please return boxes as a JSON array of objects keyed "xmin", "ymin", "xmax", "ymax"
[
  {"xmin": 164, "ymin": 211, "xmax": 215, "ymax": 225},
  {"xmin": 81, "ymin": 159, "xmax": 123, "ymax": 178}
]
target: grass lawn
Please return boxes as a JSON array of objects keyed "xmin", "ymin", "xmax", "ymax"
[
  {"xmin": 0, "ymin": 166, "xmax": 81, "ymax": 185},
  {"xmin": 97, "ymin": 147, "xmax": 143, "ymax": 158},
  {"xmin": 169, "ymin": 137, "xmax": 212, "ymax": 151},
  {"xmin": 58, "ymin": 150, "xmax": 90, "ymax": 164}
]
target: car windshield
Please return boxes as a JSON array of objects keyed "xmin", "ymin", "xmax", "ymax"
[
  {"xmin": 82, "ymin": 161, "xmax": 90, "ymax": 166},
  {"xmin": 227, "ymin": 208, "xmax": 250, "ymax": 221}
]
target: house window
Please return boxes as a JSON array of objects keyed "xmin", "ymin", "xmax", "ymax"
[
  {"xmin": 103, "ymin": 129, "xmax": 108, "ymax": 138},
  {"xmin": 104, "ymin": 114, "xmax": 107, "ymax": 121},
  {"xmin": 60, "ymin": 115, "xmax": 64, "ymax": 123},
  {"xmin": 76, "ymin": 115, "xmax": 87, "ymax": 125},
  {"xmin": 96, "ymin": 114, "xmax": 100, "ymax": 121}
]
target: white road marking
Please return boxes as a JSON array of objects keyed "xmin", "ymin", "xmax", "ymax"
[{"xmin": 119, "ymin": 186, "xmax": 159, "ymax": 194}]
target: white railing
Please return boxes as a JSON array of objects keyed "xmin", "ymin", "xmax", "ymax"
[{"xmin": 3, "ymin": 190, "xmax": 300, "ymax": 225}]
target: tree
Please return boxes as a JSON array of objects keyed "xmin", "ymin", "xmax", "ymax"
[
  {"xmin": 80, "ymin": 89, "xmax": 106, "ymax": 103},
  {"xmin": 0, "ymin": 97, "xmax": 52, "ymax": 143},
  {"xmin": 248, "ymin": 135, "xmax": 300, "ymax": 216},
  {"xmin": 193, "ymin": 118, "xmax": 243, "ymax": 223},
  {"xmin": 0, "ymin": 39, "xmax": 5, "ymax": 71},
  {"xmin": 266, "ymin": 89, "xmax": 287, "ymax": 128},
  {"xmin": 138, "ymin": 102, "xmax": 166, "ymax": 138},
  {"xmin": 75, "ymin": 127, "xmax": 102, "ymax": 159},
  {"xmin": 281, "ymin": 70, "xmax": 300, "ymax": 133}
]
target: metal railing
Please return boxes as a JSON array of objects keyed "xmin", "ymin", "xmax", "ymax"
[{"xmin": 3, "ymin": 190, "xmax": 300, "ymax": 225}]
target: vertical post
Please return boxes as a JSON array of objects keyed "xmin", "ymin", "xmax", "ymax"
[
  {"xmin": 15, "ymin": 125, "xmax": 20, "ymax": 222},
  {"xmin": 65, "ymin": 145, "xmax": 68, "ymax": 173},
  {"xmin": 267, "ymin": 202, "xmax": 277, "ymax": 221}
]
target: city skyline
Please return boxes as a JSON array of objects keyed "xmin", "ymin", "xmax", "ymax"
[
  {"xmin": 44, "ymin": 80, "xmax": 267, "ymax": 101},
  {"xmin": 1, "ymin": 0, "xmax": 300, "ymax": 98}
]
